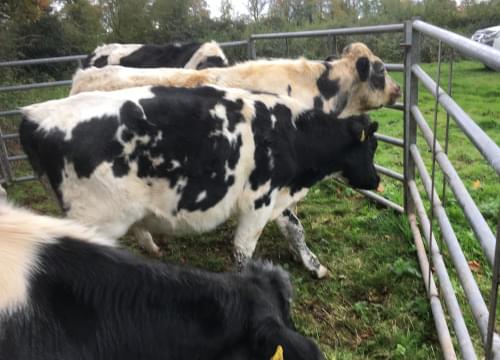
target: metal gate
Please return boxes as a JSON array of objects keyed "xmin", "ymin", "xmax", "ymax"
[{"xmin": 1, "ymin": 18, "xmax": 499, "ymax": 359}]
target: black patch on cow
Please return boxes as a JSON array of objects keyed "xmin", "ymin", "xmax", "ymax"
[
  {"xmin": 282, "ymin": 209, "xmax": 299, "ymax": 226},
  {"xmin": 196, "ymin": 56, "xmax": 227, "ymax": 69},
  {"xmin": 249, "ymin": 101, "xmax": 296, "ymax": 195},
  {"xmin": 249, "ymin": 89, "xmax": 277, "ymax": 96},
  {"xmin": 0, "ymin": 235, "xmax": 324, "ymax": 360},
  {"xmin": 287, "ymin": 84, "xmax": 292, "ymax": 96},
  {"xmin": 313, "ymin": 96, "xmax": 323, "ymax": 110},
  {"xmin": 316, "ymin": 62, "xmax": 340, "ymax": 99},
  {"xmin": 356, "ymin": 57, "xmax": 370, "ymax": 82},
  {"xmin": 93, "ymin": 55, "xmax": 109, "ymax": 68},
  {"xmin": 19, "ymin": 115, "xmax": 123, "ymax": 202},
  {"xmin": 331, "ymin": 92, "xmax": 348, "ymax": 117},
  {"xmin": 369, "ymin": 61, "xmax": 386, "ymax": 90},
  {"xmin": 110, "ymin": 42, "xmax": 226, "ymax": 69},
  {"xmin": 254, "ymin": 192, "xmax": 272, "ymax": 209},
  {"xmin": 112, "ymin": 156, "xmax": 130, "ymax": 176},
  {"xmin": 119, "ymin": 42, "xmax": 202, "ymax": 68},
  {"xmin": 324, "ymin": 54, "xmax": 339, "ymax": 62},
  {"xmin": 81, "ymin": 53, "xmax": 94, "ymax": 68},
  {"xmin": 69, "ymin": 117, "xmax": 123, "ymax": 178}
]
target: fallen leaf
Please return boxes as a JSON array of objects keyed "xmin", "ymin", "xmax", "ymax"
[
  {"xmin": 472, "ymin": 180, "xmax": 481, "ymax": 189},
  {"xmin": 376, "ymin": 183, "xmax": 385, "ymax": 193},
  {"xmin": 468, "ymin": 260, "xmax": 481, "ymax": 273}
]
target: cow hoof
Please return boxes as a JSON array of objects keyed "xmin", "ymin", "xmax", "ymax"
[{"xmin": 315, "ymin": 265, "xmax": 330, "ymax": 279}]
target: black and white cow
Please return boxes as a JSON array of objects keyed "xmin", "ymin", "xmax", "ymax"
[
  {"xmin": 82, "ymin": 41, "xmax": 228, "ymax": 70},
  {"xmin": 20, "ymin": 84, "xmax": 380, "ymax": 278},
  {"xmin": 0, "ymin": 201, "xmax": 323, "ymax": 360}
]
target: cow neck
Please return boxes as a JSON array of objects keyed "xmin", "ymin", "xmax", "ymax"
[{"xmin": 291, "ymin": 112, "xmax": 351, "ymax": 187}]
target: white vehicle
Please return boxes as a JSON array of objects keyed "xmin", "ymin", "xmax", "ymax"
[
  {"xmin": 471, "ymin": 25, "xmax": 500, "ymax": 70},
  {"xmin": 471, "ymin": 25, "xmax": 500, "ymax": 49},
  {"xmin": 494, "ymin": 35, "xmax": 500, "ymax": 51}
]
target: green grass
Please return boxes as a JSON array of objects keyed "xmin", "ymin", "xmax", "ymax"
[{"xmin": 1, "ymin": 60, "xmax": 499, "ymax": 359}]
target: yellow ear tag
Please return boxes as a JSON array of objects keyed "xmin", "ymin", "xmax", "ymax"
[
  {"xmin": 360, "ymin": 130, "xmax": 366, "ymax": 142},
  {"xmin": 270, "ymin": 345, "xmax": 284, "ymax": 360}
]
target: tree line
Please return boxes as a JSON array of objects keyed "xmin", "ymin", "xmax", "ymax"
[{"xmin": 1, "ymin": 0, "xmax": 499, "ymax": 81}]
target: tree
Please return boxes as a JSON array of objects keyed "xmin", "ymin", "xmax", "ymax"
[
  {"xmin": 99, "ymin": 0, "xmax": 152, "ymax": 42},
  {"xmin": 219, "ymin": 0, "xmax": 233, "ymax": 20},
  {"xmin": 62, "ymin": 0, "xmax": 104, "ymax": 53},
  {"xmin": 247, "ymin": 0, "xmax": 267, "ymax": 22}
]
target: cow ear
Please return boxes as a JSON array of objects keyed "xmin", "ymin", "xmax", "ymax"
[
  {"xmin": 270, "ymin": 345, "xmax": 284, "ymax": 360},
  {"xmin": 369, "ymin": 121, "xmax": 379, "ymax": 135},
  {"xmin": 356, "ymin": 57, "xmax": 370, "ymax": 82},
  {"xmin": 341, "ymin": 44, "xmax": 352, "ymax": 56}
]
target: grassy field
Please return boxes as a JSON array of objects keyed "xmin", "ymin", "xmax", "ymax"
[{"xmin": 1, "ymin": 60, "xmax": 499, "ymax": 359}]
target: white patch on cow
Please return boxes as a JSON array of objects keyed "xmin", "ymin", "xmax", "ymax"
[
  {"xmin": 267, "ymin": 148, "xmax": 274, "ymax": 170},
  {"xmin": 195, "ymin": 191, "xmax": 207, "ymax": 203},
  {"xmin": 183, "ymin": 41, "xmax": 228, "ymax": 69},
  {"xmin": 61, "ymin": 161, "xmax": 148, "ymax": 240},
  {"xmin": 151, "ymin": 155, "xmax": 164, "ymax": 167},
  {"xmin": 154, "ymin": 131, "xmax": 163, "ymax": 143},
  {"xmin": 209, "ymin": 103, "xmax": 239, "ymax": 144},
  {"xmin": 91, "ymin": 43, "xmax": 142, "ymax": 66},
  {"xmin": 176, "ymin": 177, "xmax": 187, "ymax": 193},
  {"xmin": 169, "ymin": 160, "xmax": 181, "ymax": 170},
  {"xmin": 0, "ymin": 201, "xmax": 115, "ymax": 313},
  {"xmin": 270, "ymin": 114, "xmax": 277, "ymax": 128},
  {"xmin": 211, "ymin": 172, "xmax": 217, "ymax": 178}
]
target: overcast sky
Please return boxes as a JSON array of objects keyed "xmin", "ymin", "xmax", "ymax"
[{"xmin": 206, "ymin": 0, "xmax": 250, "ymax": 18}]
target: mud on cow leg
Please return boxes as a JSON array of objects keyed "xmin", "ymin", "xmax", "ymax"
[
  {"xmin": 132, "ymin": 226, "xmax": 162, "ymax": 256},
  {"xmin": 275, "ymin": 209, "xmax": 329, "ymax": 279}
]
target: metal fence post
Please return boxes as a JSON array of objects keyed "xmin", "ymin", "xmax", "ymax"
[
  {"xmin": 403, "ymin": 19, "xmax": 419, "ymax": 214},
  {"xmin": 247, "ymin": 39, "xmax": 256, "ymax": 60},
  {"xmin": 486, "ymin": 211, "xmax": 500, "ymax": 359}
]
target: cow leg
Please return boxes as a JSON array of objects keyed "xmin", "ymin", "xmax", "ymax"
[
  {"xmin": 132, "ymin": 226, "xmax": 162, "ymax": 257},
  {"xmin": 233, "ymin": 207, "xmax": 273, "ymax": 270},
  {"xmin": 275, "ymin": 209, "xmax": 329, "ymax": 279}
]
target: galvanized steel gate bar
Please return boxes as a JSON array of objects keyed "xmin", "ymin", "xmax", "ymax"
[{"xmin": 0, "ymin": 20, "xmax": 499, "ymax": 359}]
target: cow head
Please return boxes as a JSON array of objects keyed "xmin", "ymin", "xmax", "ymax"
[
  {"xmin": 324, "ymin": 42, "xmax": 401, "ymax": 116},
  {"xmin": 242, "ymin": 261, "xmax": 325, "ymax": 360},
  {"xmin": 340, "ymin": 115, "xmax": 380, "ymax": 190}
]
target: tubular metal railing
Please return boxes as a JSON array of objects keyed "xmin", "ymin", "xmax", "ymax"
[
  {"xmin": 404, "ymin": 18, "xmax": 500, "ymax": 360},
  {"xmin": 0, "ymin": 19, "xmax": 499, "ymax": 359}
]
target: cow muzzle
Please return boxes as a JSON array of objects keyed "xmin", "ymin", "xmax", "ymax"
[{"xmin": 388, "ymin": 83, "xmax": 401, "ymax": 105}]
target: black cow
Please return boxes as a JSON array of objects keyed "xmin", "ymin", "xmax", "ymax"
[
  {"xmin": 0, "ymin": 201, "xmax": 324, "ymax": 360},
  {"xmin": 82, "ymin": 41, "xmax": 228, "ymax": 70},
  {"xmin": 20, "ymin": 84, "xmax": 379, "ymax": 278}
]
